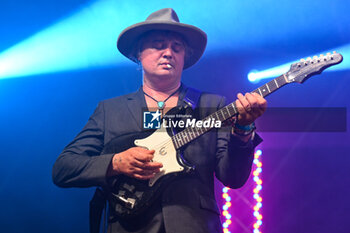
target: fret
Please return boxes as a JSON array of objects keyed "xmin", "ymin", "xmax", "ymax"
[
  {"xmin": 258, "ymin": 88, "xmax": 262, "ymax": 96},
  {"xmin": 176, "ymin": 137, "xmax": 181, "ymax": 149},
  {"xmin": 277, "ymin": 74, "xmax": 287, "ymax": 86},
  {"xmin": 226, "ymin": 106, "xmax": 231, "ymax": 118},
  {"xmin": 215, "ymin": 112, "xmax": 220, "ymax": 121},
  {"xmin": 173, "ymin": 134, "xmax": 178, "ymax": 148},
  {"xmin": 222, "ymin": 107, "xmax": 230, "ymax": 120},
  {"xmin": 226, "ymin": 105, "xmax": 232, "ymax": 116},
  {"xmin": 229, "ymin": 103, "xmax": 238, "ymax": 115},
  {"xmin": 207, "ymin": 113, "xmax": 213, "ymax": 121},
  {"xmin": 274, "ymin": 78, "xmax": 279, "ymax": 88},
  {"xmin": 265, "ymin": 83, "xmax": 271, "ymax": 93},
  {"xmin": 182, "ymin": 132, "xmax": 189, "ymax": 144},
  {"xmin": 218, "ymin": 110, "xmax": 225, "ymax": 121},
  {"xmin": 179, "ymin": 131, "xmax": 187, "ymax": 145},
  {"xmin": 203, "ymin": 126, "xmax": 208, "ymax": 134},
  {"xmin": 193, "ymin": 127, "xmax": 199, "ymax": 138},
  {"xmin": 282, "ymin": 73, "xmax": 288, "ymax": 83},
  {"xmin": 187, "ymin": 128, "xmax": 194, "ymax": 141},
  {"xmin": 196, "ymin": 126, "xmax": 202, "ymax": 135},
  {"xmin": 267, "ymin": 80, "xmax": 277, "ymax": 92},
  {"xmin": 185, "ymin": 131, "xmax": 191, "ymax": 143},
  {"xmin": 172, "ymin": 136, "xmax": 177, "ymax": 149},
  {"xmin": 177, "ymin": 134, "xmax": 183, "ymax": 147}
]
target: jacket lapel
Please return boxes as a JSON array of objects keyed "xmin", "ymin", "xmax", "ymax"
[{"xmin": 126, "ymin": 88, "xmax": 147, "ymax": 131}]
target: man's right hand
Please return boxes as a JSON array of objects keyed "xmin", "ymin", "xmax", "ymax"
[{"xmin": 107, "ymin": 147, "xmax": 163, "ymax": 180}]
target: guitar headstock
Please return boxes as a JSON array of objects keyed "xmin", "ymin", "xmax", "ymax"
[{"xmin": 286, "ymin": 51, "xmax": 343, "ymax": 83}]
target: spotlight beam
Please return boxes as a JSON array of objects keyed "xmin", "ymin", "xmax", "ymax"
[{"xmin": 0, "ymin": 0, "xmax": 135, "ymax": 80}]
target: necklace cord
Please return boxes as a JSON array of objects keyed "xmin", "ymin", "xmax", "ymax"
[{"xmin": 143, "ymin": 87, "xmax": 180, "ymax": 109}]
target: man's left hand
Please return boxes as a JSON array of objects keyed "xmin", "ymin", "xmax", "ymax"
[{"xmin": 235, "ymin": 92, "xmax": 267, "ymax": 125}]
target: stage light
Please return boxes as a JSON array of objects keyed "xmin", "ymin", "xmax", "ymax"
[
  {"xmin": 0, "ymin": 0, "xmax": 141, "ymax": 79},
  {"xmin": 0, "ymin": 0, "xmax": 266, "ymax": 80},
  {"xmin": 247, "ymin": 45, "xmax": 350, "ymax": 83},
  {"xmin": 255, "ymin": 149, "xmax": 262, "ymax": 156},
  {"xmin": 2, "ymin": 0, "xmax": 347, "ymax": 80},
  {"xmin": 248, "ymin": 65, "xmax": 290, "ymax": 83}
]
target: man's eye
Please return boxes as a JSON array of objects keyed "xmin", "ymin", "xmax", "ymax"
[
  {"xmin": 172, "ymin": 43, "xmax": 184, "ymax": 53},
  {"xmin": 152, "ymin": 41, "xmax": 164, "ymax": 49}
]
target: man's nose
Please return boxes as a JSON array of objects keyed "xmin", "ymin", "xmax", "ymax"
[{"xmin": 162, "ymin": 45, "xmax": 173, "ymax": 58}]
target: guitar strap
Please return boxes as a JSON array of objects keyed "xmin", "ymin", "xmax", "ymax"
[{"xmin": 182, "ymin": 86, "xmax": 202, "ymax": 110}]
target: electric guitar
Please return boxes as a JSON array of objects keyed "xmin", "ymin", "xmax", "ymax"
[{"xmin": 103, "ymin": 52, "xmax": 343, "ymax": 218}]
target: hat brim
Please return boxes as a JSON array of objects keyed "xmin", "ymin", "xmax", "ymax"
[{"xmin": 117, "ymin": 21, "xmax": 207, "ymax": 69}]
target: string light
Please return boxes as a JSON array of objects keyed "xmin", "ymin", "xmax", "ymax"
[
  {"xmin": 252, "ymin": 149, "xmax": 263, "ymax": 233},
  {"xmin": 221, "ymin": 186, "xmax": 232, "ymax": 233},
  {"xmin": 221, "ymin": 149, "xmax": 263, "ymax": 233}
]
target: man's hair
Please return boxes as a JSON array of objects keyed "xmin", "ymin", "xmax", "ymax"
[{"xmin": 130, "ymin": 30, "xmax": 193, "ymax": 67}]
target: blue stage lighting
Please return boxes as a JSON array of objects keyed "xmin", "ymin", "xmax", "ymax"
[
  {"xmin": 0, "ymin": 0, "xmax": 139, "ymax": 79},
  {"xmin": 247, "ymin": 44, "xmax": 350, "ymax": 83},
  {"xmin": 1, "ymin": 0, "xmax": 349, "ymax": 80},
  {"xmin": 1, "ymin": 0, "xmax": 253, "ymax": 79}
]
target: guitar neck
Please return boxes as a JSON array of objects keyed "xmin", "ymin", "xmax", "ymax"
[{"xmin": 171, "ymin": 74, "xmax": 289, "ymax": 149}]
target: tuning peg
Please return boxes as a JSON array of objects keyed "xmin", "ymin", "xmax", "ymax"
[
  {"xmin": 300, "ymin": 58, "xmax": 305, "ymax": 62},
  {"xmin": 326, "ymin": 52, "xmax": 331, "ymax": 56},
  {"xmin": 306, "ymin": 57, "xmax": 312, "ymax": 61},
  {"xmin": 313, "ymin": 56, "xmax": 318, "ymax": 59},
  {"xmin": 320, "ymin": 54, "xmax": 324, "ymax": 57},
  {"xmin": 333, "ymin": 51, "xmax": 337, "ymax": 54}
]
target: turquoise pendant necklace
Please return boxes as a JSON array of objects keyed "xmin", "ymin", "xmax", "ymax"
[{"xmin": 143, "ymin": 88, "xmax": 180, "ymax": 110}]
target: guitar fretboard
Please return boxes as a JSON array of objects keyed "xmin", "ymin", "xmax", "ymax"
[{"xmin": 171, "ymin": 74, "xmax": 289, "ymax": 149}]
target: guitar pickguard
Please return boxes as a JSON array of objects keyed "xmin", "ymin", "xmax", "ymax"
[{"xmin": 134, "ymin": 125, "xmax": 184, "ymax": 187}]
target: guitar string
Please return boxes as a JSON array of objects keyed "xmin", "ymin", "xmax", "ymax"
[
  {"xmin": 148, "ymin": 101, "xmax": 240, "ymax": 150},
  {"xmin": 143, "ymin": 127, "xmax": 200, "ymax": 152}
]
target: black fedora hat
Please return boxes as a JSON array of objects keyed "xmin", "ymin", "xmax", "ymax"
[{"xmin": 117, "ymin": 8, "xmax": 207, "ymax": 69}]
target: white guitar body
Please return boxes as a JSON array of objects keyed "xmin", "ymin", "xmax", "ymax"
[{"xmin": 134, "ymin": 124, "xmax": 184, "ymax": 187}]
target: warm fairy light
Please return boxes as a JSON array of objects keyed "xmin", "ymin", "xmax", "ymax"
[
  {"xmin": 221, "ymin": 186, "xmax": 232, "ymax": 233},
  {"xmin": 252, "ymin": 149, "xmax": 263, "ymax": 232},
  {"xmin": 221, "ymin": 149, "xmax": 263, "ymax": 233}
]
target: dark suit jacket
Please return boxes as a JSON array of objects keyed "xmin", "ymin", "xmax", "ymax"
[{"xmin": 52, "ymin": 85, "xmax": 262, "ymax": 233}]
